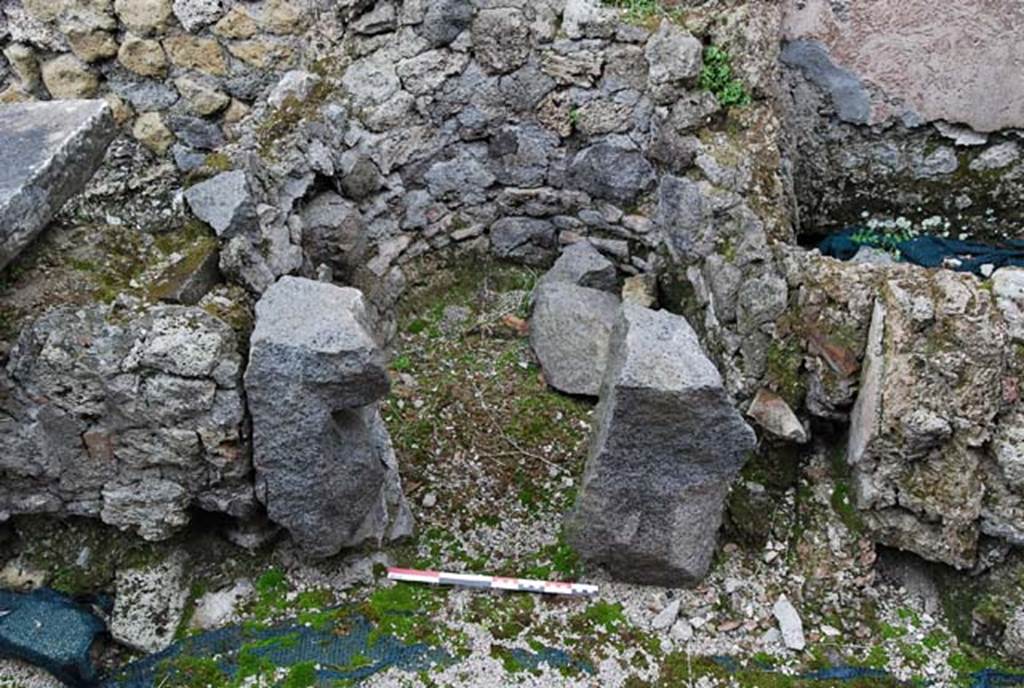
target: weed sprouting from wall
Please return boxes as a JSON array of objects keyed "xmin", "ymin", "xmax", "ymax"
[{"xmin": 699, "ymin": 45, "xmax": 751, "ymax": 108}]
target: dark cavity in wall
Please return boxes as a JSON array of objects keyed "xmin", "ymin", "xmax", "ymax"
[{"xmin": 779, "ymin": 40, "xmax": 1024, "ymax": 247}]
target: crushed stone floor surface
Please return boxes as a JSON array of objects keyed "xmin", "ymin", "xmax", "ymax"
[{"xmin": 3, "ymin": 260, "xmax": 1024, "ymax": 687}]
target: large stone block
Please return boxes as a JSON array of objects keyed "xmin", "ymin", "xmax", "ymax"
[
  {"xmin": 0, "ymin": 304, "xmax": 251, "ymax": 539},
  {"xmin": 0, "ymin": 100, "xmax": 114, "ymax": 270},
  {"xmin": 567, "ymin": 304, "xmax": 756, "ymax": 585},
  {"xmin": 847, "ymin": 270, "xmax": 1007, "ymax": 568},
  {"xmin": 244, "ymin": 276, "xmax": 412, "ymax": 558},
  {"xmin": 538, "ymin": 241, "xmax": 617, "ymax": 293}
]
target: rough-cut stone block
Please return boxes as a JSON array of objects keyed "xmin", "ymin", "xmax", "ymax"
[
  {"xmin": 245, "ymin": 276, "xmax": 412, "ymax": 559},
  {"xmin": 567, "ymin": 137, "xmax": 655, "ymax": 204},
  {"xmin": 110, "ymin": 554, "xmax": 188, "ymax": 653},
  {"xmin": 530, "ymin": 282, "xmax": 619, "ymax": 397},
  {"xmin": 747, "ymin": 389, "xmax": 808, "ymax": 444},
  {"xmin": 0, "ymin": 100, "xmax": 114, "ymax": 270},
  {"xmin": 184, "ymin": 170, "xmax": 256, "ymax": 238},
  {"xmin": 567, "ymin": 304, "xmax": 756, "ymax": 585},
  {"xmin": 490, "ymin": 216, "xmax": 556, "ymax": 266}
]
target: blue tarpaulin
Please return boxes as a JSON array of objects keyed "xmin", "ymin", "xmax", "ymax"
[
  {"xmin": 819, "ymin": 227, "xmax": 1024, "ymax": 275},
  {"xmin": 0, "ymin": 589, "xmax": 107, "ymax": 687}
]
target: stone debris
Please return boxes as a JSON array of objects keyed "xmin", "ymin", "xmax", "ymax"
[
  {"xmin": 245, "ymin": 276, "xmax": 412, "ymax": 559},
  {"xmin": 747, "ymin": 389, "xmax": 808, "ymax": 444},
  {"xmin": 621, "ymin": 273, "xmax": 658, "ymax": 308},
  {"xmin": 0, "ymin": 100, "xmax": 115, "ymax": 269},
  {"xmin": 568, "ymin": 304, "xmax": 756, "ymax": 585},
  {"xmin": 993, "ymin": 267, "xmax": 1024, "ymax": 342},
  {"xmin": 539, "ymin": 241, "xmax": 618, "ymax": 293},
  {"xmin": 148, "ymin": 240, "xmax": 221, "ymax": 305},
  {"xmin": 651, "ymin": 599, "xmax": 681, "ymax": 631},
  {"xmin": 1003, "ymin": 606, "xmax": 1024, "ymax": 663},
  {"xmin": 110, "ymin": 553, "xmax": 190, "ymax": 654},
  {"xmin": 529, "ymin": 281, "xmax": 620, "ymax": 397},
  {"xmin": 0, "ymin": 559, "xmax": 48, "ymax": 592},
  {"xmin": 772, "ymin": 596, "xmax": 806, "ymax": 651},
  {"xmin": 183, "ymin": 169, "xmax": 257, "ymax": 238},
  {"xmin": 0, "ymin": 659, "xmax": 64, "ymax": 688},
  {"xmin": 189, "ymin": 579, "xmax": 255, "ymax": 631}
]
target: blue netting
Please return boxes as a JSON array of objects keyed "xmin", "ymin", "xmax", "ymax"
[
  {"xmin": 102, "ymin": 614, "xmax": 450, "ymax": 686},
  {"xmin": 818, "ymin": 227, "xmax": 1024, "ymax": 275},
  {"xmin": 801, "ymin": 666, "xmax": 892, "ymax": 681},
  {"xmin": 973, "ymin": 669, "xmax": 1024, "ymax": 687},
  {"xmin": 6, "ymin": 588, "xmax": 1024, "ymax": 686},
  {"xmin": 496, "ymin": 645, "xmax": 592, "ymax": 675}
]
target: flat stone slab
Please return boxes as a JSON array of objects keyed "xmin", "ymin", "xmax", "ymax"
[{"xmin": 0, "ymin": 100, "xmax": 115, "ymax": 270}]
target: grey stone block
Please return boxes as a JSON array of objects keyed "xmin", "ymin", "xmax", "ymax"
[
  {"xmin": 0, "ymin": 100, "xmax": 114, "ymax": 270},
  {"xmin": 567, "ymin": 304, "xmax": 756, "ymax": 585},
  {"xmin": 184, "ymin": 170, "xmax": 257, "ymax": 238},
  {"xmin": 244, "ymin": 276, "xmax": 412, "ymax": 559},
  {"xmin": 539, "ymin": 241, "xmax": 618, "ymax": 292},
  {"xmin": 530, "ymin": 281, "xmax": 620, "ymax": 397}
]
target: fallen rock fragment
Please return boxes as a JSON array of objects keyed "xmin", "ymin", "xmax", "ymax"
[
  {"xmin": 190, "ymin": 579, "xmax": 255, "ymax": 631},
  {"xmin": 651, "ymin": 599, "xmax": 681, "ymax": 631},
  {"xmin": 539, "ymin": 240, "xmax": 618, "ymax": 292},
  {"xmin": 184, "ymin": 169, "xmax": 257, "ymax": 238},
  {"xmin": 772, "ymin": 596, "xmax": 806, "ymax": 651},
  {"xmin": 747, "ymin": 389, "xmax": 808, "ymax": 443},
  {"xmin": 1004, "ymin": 606, "xmax": 1024, "ymax": 663},
  {"xmin": 111, "ymin": 553, "xmax": 189, "ymax": 654},
  {"xmin": 621, "ymin": 273, "xmax": 657, "ymax": 308},
  {"xmin": 245, "ymin": 276, "xmax": 413, "ymax": 559},
  {"xmin": 567, "ymin": 304, "xmax": 756, "ymax": 585}
]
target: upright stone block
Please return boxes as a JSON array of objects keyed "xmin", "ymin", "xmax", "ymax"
[
  {"xmin": 530, "ymin": 282, "xmax": 619, "ymax": 397},
  {"xmin": 244, "ymin": 276, "xmax": 412, "ymax": 558},
  {"xmin": 567, "ymin": 304, "xmax": 756, "ymax": 585},
  {"xmin": 0, "ymin": 100, "xmax": 114, "ymax": 270}
]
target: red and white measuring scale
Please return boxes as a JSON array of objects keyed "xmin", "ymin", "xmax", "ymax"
[{"xmin": 387, "ymin": 567, "xmax": 599, "ymax": 597}]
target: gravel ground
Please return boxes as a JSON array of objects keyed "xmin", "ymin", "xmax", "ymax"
[{"xmin": 2, "ymin": 262, "xmax": 1020, "ymax": 687}]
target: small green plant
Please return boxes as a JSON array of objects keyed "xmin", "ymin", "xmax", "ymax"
[
  {"xmin": 568, "ymin": 107, "xmax": 580, "ymax": 130},
  {"xmin": 281, "ymin": 661, "xmax": 318, "ymax": 688},
  {"xmin": 850, "ymin": 225, "xmax": 915, "ymax": 258},
  {"xmin": 699, "ymin": 45, "xmax": 751, "ymax": 108},
  {"xmin": 602, "ymin": 0, "xmax": 684, "ymax": 25}
]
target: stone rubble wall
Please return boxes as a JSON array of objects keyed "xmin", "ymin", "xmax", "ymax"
[
  {"xmin": 186, "ymin": 0, "xmax": 792, "ymax": 351},
  {"xmin": 0, "ymin": 303, "xmax": 252, "ymax": 540},
  {"xmin": 0, "ymin": 0, "xmax": 323, "ymax": 166}
]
